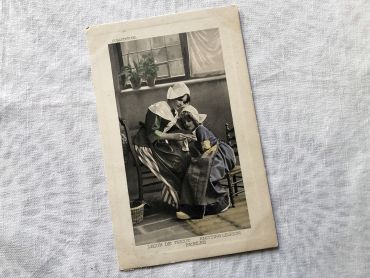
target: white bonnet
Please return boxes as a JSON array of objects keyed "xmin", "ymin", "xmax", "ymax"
[
  {"xmin": 167, "ymin": 82, "xmax": 190, "ymax": 99},
  {"xmin": 181, "ymin": 105, "xmax": 207, "ymax": 123}
]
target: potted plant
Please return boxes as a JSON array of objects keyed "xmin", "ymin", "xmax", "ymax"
[
  {"xmin": 141, "ymin": 54, "xmax": 158, "ymax": 87},
  {"xmin": 124, "ymin": 61, "xmax": 143, "ymax": 90}
]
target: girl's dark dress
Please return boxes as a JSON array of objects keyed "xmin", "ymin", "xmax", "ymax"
[{"xmin": 180, "ymin": 125, "xmax": 236, "ymax": 218}]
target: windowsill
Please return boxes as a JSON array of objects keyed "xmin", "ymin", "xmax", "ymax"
[{"xmin": 120, "ymin": 75, "xmax": 226, "ymax": 93}]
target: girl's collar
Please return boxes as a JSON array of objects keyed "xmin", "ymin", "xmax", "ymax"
[{"xmin": 192, "ymin": 124, "xmax": 202, "ymax": 133}]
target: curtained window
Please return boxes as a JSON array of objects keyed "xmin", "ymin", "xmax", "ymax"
[{"xmin": 187, "ymin": 28, "xmax": 225, "ymax": 78}]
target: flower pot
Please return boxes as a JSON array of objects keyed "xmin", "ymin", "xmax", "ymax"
[
  {"xmin": 130, "ymin": 77, "xmax": 142, "ymax": 90},
  {"xmin": 146, "ymin": 76, "xmax": 156, "ymax": 87}
]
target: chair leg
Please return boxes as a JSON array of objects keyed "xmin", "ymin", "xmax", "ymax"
[
  {"xmin": 233, "ymin": 175, "xmax": 238, "ymax": 196},
  {"xmin": 227, "ymin": 174, "xmax": 235, "ymax": 208},
  {"xmin": 136, "ymin": 166, "xmax": 144, "ymax": 202}
]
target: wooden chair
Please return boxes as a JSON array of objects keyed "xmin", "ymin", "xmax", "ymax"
[
  {"xmin": 223, "ymin": 123, "xmax": 244, "ymax": 207},
  {"xmin": 119, "ymin": 119, "xmax": 162, "ymax": 202}
]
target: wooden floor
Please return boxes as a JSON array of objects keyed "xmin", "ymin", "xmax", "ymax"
[{"xmin": 133, "ymin": 193, "xmax": 250, "ymax": 246}]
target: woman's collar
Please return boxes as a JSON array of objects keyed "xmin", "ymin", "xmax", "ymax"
[{"xmin": 148, "ymin": 101, "xmax": 177, "ymax": 122}]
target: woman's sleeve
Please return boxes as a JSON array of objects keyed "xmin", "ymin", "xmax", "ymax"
[{"xmin": 145, "ymin": 110, "xmax": 163, "ymax": 143}]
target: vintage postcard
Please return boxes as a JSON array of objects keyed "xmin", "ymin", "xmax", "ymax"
[{"xmin": 86, "ymin": 5, "xmax": 277, "ymax": 270}]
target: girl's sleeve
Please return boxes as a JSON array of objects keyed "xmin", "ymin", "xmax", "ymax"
[{"xmin": 196, "ymin": 125, "xmax": 212, "ymax": 151}]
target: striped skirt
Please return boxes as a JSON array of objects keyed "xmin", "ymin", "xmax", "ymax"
[{"xmin": 134, "ymin": 145, "xmax": 179, "ymax": 209}]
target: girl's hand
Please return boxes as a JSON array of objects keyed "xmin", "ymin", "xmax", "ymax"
[
  {"xmin": 182, "ymin": 133, "xmax": 197, "ymax": 141},
  {"xmin": 188, "ymin": 134, "xmax": 197, "ymax": 141},
  {"xmin": 172, "ymin": 133, "xmax": 189, "ymax": 141}
]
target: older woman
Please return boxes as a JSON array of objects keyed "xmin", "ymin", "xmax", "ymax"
[{"xmin": 133, "ymin": 82, "xmax": 194, "ymax": 208}]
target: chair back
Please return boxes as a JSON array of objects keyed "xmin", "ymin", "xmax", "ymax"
[
  {"xmin": 119, "ymin": 118, "xmax": 141, "ymax": 166},
  {"xmin": 119, "ymin": 119, "xmax": 163, "ymax": 201},
  {"xmin": 225, "ymin": 123, "xmax": 238, "ymax": 156}
]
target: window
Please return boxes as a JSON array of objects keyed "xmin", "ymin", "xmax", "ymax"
[
  {"xmin": 115, "ymin": 29, "xmax": 225, "ymax": 90},
  {"xmin": 119, "ymin": 34, "xmax": 189, "ymax": 83},
  {"xmin": 187, "ymin": 29, "xmax": 225, "ymax": 77}
]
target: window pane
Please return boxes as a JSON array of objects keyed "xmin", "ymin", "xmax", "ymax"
[
  {"xmin": 165, "ymin": 34, "xmax": 180, "ymax": 46},
  {"xmin": 167, "ymin": 45, "xmax": 182, "ymax": 60},
  {"xmin": 137, "ymin": 51, "xmax": 152, "ymax": 62},
  {"xmin": 152, "ymin": 47, "xmax": 167, "ymax": 63},
  {"xmin": 122, "ymin": 54, "xmax": 129, "ymax": 67},
  {"xmin": 136, "ymin": 39, "xmax": 151, "ymax": 51},
  {"xmin": 120, "ymin": 42, "xmax": 129, "ymax": 55},
  {"xmin": 123, "ymin": 40, "xmax": 137, "ymax": 53},
  {"xmin": 151, "ymin": 36, "xmax": 165, "ymax": 48},
  {"xmin": 157, "ymin": 64, "xmax": 169, "ymax": 78},
  {"xmin": 169, "ymin": 60, "xmax": 185, "ymax": 77},
  {"xmin": 128, "ymin": 53, "xmax": 138, "ymax": 66}
]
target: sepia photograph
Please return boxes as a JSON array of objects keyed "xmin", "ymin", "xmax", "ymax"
[
  {"xmin": 86, "ymin": 6, "xmax": 277, "ymax": 270},
  {"xmin": 108, "ymin": 28, "xmax": 251, "ymax": 245}
]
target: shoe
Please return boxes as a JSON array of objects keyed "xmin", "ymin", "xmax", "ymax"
[
  {"xmin": 221, "ymin": 195, "xmax": 231, "ymax": 213},
  {"xmin": 220, "ymin": 203, "xmax": 230, "ymax": 213},
  {"xmin": 177, "ymin": 205, "xmax": 205, "ymax": 219},
  {"xmin": 176, "ymin": 211, "xmax": 191, "ymax": 220}
]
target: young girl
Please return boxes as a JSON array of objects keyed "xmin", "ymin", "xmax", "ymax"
[{"xmin": 177, "ymin": 105, "xmax": 236, "ymax": 219}]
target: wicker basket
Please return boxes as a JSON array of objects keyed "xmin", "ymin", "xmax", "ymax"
[{"xmin": 130, "ymin": 201, "xmax": 145, "ymax": 225}]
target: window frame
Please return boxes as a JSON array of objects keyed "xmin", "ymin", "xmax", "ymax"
[{"xmin": 118, "ymin": 33, "xmax": 190, "ymax": 86}]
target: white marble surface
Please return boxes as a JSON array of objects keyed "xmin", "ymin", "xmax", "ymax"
[{"xmin": 1, "ymin": 1, "xmax": 369, "ymax": 277}]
